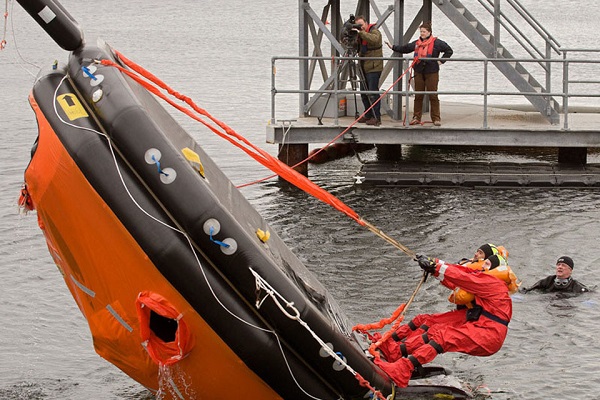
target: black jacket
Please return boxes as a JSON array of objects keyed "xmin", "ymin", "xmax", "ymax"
[
  {"xmin": 392, "ymin": 37, "xmax": 453, "ymax": 74},
  {"xmin": 521, "ymin": 275, "xmax": 590, "ymax": 294}
]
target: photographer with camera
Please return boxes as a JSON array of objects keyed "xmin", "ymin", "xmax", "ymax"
[
  {"xmin": 386, "ymin": 22, "xmax": 453, "ymax": 126},
  {"xmin": 352, "ymin": 15, "xmax": 383, "ymax": 126}
]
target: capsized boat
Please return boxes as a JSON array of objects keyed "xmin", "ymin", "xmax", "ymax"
[
  {"xmin": 16, "ymin": 0, "xmax": 471, "ymax": 399},
  {"xmin": 17, "ymin": 0, "xmax": 395, "ymax": 398}
]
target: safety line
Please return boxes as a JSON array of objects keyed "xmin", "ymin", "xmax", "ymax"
[
  {"xmin": 99, "ymin": 49, "xmax": 419, "ymax": 259},
  {"xmin": 251, "ymin": 268, "xmax": 388, "ymax": 400},
  {"xmin": 239, "ymin": 58, "xmax": 419, "ymax": 189}
]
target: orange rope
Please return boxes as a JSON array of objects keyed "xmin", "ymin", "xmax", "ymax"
[
  {"xmin": 355, "ymin": 373, "xmax": 388, "ymax": 400},
  {"xmin": 353, "ymin": 304, "xmax": 406, "ymax": 360},
  {"xmin": 98, "ymin": 49, "xmax": 422, "ymax": 397},
  {"xmin": 100, "ymin": 52, "xmax": 363, "ymax": 225},
  {"xmin": 98, "ymin": 50, "xmax": 421, "ymax": 259},
  {"xmin": 239, "ymin": 57, "xmax": 419, "ymax": 188}
]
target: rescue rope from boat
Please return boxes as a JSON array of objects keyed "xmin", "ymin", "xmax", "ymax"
[
  {"xmin": 250, "ymin": 268, "xmax": 389, "ymax": 400},
  {"xmin": 99, "ymin": 50, "xmax": 418, "ymax": 260},
  {"xmin": 353, "ymin": 271, "xmax": 428, "ymax": 359}
]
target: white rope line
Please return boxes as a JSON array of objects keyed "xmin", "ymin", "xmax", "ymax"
[
  {"xmin": 49, "ymin": 75, "xmax": 331, "ymax": 400},
  {"xmin": 8, "ymin": 0, "xmax": 40, "ymax": 78},
  {"xmin": 250, "ymin": 267, "xmax": 360, "ymax": 378}
]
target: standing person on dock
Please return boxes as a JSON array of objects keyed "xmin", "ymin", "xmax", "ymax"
[
  {"xmin": 521, "ymin": 256, "xmax": 591, "ymax": 294},
  {"xmin": 354, "ymin": 15, "xmax": 383, "ymax": 126},
  {"xmin": 373, "ymin": 255, "xmax": 512, "ymax": 388},
  {"xmin": 386, "ymin": 22, "xmax": 453, "ymax": 126}
]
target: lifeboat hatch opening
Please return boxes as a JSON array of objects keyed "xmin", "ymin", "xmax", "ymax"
[
  {"xmin": 150, "ymin": 310, "xmax": 178, "ymax": 343},
  {"xmin": 136, "ymin": 291, "xmax": 194, "ymax": 366}
]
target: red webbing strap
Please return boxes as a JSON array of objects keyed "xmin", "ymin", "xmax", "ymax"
[
  {"xmin": 99, "ymin": 50, "xmax": 420, "ymax": 259},
  {"xmin": 100, "ymin": 53, "xmax": 363, "ymax": 225}
]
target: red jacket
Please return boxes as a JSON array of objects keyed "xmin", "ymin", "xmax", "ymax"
[{"xmin": 434, "ymin": 261, "xmax": 512, "ymax": 323}]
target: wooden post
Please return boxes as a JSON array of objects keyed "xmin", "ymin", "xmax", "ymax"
[
  {"xmin": 279, "ymin": 144, "xmax": 309, "ymax": 176},
  {"xmin": 558, "ymin": 147, "xmax": 587, "ymax": 165},
  {"xmin": 376, "ymin": 144, "xmax": 403, "ymax": 161}
]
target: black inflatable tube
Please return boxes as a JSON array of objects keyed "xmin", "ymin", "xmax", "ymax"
[
  {"xmin": 31, "ymin": 68, "xmax": 342, "ymax": 400},
  {"xmin": 16, "ymin": 0, "xmax": 84, "ymax": 51}
]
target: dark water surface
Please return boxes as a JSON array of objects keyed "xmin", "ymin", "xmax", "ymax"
[{"xmin": 2, "ymin": 1, "xmax": 600, "ymax": 399}]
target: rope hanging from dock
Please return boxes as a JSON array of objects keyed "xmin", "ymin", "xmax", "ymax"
[
  {"xmin": 99, "ymin": 49, "xmax": 420, "ymax": 260},
  {"xmin": 239, "ymin": 57, "xmax": 420, "ymax": 188}
]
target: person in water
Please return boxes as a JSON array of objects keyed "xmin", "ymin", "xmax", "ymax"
[
  {"xmin": 458, "ymin": 243, "xmax": 500, "ymax": 267},
  {"xmin": 521, "ymin": 256, "xmax": 590, "ymax": 294},
  {"xmin": 385, "ymin": 21, "xmax": 453, "ymax": 126},
  {"xmin": 373, "ymin": 255, "xmax": 512, "ymax": 388}
]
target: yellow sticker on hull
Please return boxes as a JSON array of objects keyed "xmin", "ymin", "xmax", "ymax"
[{"xmin": 57, "ymin": 93, "xmax": 89, "ymax": 121}]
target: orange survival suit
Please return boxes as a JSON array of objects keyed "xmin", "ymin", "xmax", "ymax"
[{"xmin": 374, "ymin": 260, "xmax": 512, "ymax": 388}]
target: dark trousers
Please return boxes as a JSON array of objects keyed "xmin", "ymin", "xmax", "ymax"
[{"xmin": 360, "ymin": 71, "xmax": 382, "ymax": 119}]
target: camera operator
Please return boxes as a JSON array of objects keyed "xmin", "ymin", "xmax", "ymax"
[{"xmin": 353, "ymin": 15, "xmax": 383, "ymax": 126}]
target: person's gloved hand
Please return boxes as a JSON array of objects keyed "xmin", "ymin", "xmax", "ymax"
[{"xmin": 416, "ymin": 255, "xmax": 437, "ymax": 273}]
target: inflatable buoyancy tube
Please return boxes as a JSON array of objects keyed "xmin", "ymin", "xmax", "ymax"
[{"xmin": 16, "ymin": 0, "xmax": 84, "ymax": 51}]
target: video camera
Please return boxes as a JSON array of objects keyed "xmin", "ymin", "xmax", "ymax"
[{"xmin": 340, "ymin": 14, "xmax": 362, "ymax": 51}]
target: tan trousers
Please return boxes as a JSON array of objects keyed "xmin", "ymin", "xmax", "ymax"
[{"xmin": 413, "ymin": 71, "xmax": 440, "ymax": 122}]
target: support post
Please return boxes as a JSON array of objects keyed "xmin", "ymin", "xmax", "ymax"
[
  {"xmin": 558, "ymin": 148, "xmax": 587, "ymax": 165},
  {"xmin": 376, "ymin": 144, "xmax": 402, "ymax": 161},
  {"xmin": 299, "ymin": 0, "xmax": 310, "ymax": 117},
  {"xmin": 392, "ymin": 0, "xmax": 404, "ymax": 120},
  {"xmin": 279, "ymin": 144, "xmax": 309, "ymax": 176}
]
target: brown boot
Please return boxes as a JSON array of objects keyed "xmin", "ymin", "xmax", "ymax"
[
  {"xmin": 366, "ymin": 117, "xmax": 381, "ymax": 126},
  {"xmin": 357, "ymin": 116, "xmax": 369, "ymax": 123}
]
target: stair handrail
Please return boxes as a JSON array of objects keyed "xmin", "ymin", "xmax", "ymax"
[
  {"xmin": 476, "ymin": 0, "xmax": 561, "ymax": 63},
  {"xmin": 506, "ymin": 0, "xmax": 561, "ymax": 54}
]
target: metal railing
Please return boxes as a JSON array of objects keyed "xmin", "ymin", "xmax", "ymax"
[{"xmin": 270, "ymin": 51, "xmax": 600, "ymax": 130}]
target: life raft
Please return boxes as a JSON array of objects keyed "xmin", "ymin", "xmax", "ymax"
[{"xmin": 18, "ymin": 0, "xmax": 393, "ymax": 398}]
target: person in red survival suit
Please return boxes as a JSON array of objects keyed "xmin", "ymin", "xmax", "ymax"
[{"xmin": 373, "ymin": 255, "xmax": 512, "ymax": 388}]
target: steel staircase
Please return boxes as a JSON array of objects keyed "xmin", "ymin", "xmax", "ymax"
[{"xmin": 435, "ymin": 0, "xmax": 561, "ymax": 124}]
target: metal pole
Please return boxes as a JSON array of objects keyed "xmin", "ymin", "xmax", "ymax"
[
  {"xmin": 299, "ymin": 0, "xmax": 309, "ymax": 117},
  {"xmin": 271, "ymin": 58, "xmax": 276, "ymax": 124},
  {"xmin": 563, "ymin": 52, "xmax": 569, "ymax": 130},
  {"xmin": 393, "ymin": 0, "xmax": 403, "ymax": 120},
  {"xmin": 404, "ymin": 58, "xmax": 410, "ymax": 126},
  {"xmin": 483, "ymin": 59, "xmax": 488, "ymax": 129},
  {"xmin": 493, "ymin": 0, "xmax": 500, "ymax": 57}
]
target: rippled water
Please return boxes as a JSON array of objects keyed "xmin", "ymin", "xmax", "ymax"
[{"xmin": 2, "ymin": 1, "xmax": 600, "ymax": 399}]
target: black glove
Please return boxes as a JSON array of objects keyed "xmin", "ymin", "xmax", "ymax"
[{"xmin": 416, "ymin": 255, "xmax": 437, "ymax": 273}]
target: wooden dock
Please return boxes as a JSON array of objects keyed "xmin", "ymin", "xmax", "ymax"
[{"xmin": 267, "ymin": 102, "xmax": 600, "ymax": 186}]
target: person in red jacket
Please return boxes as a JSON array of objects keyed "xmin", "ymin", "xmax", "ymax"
[
  {"xmin": 385, "ymin": 22, "xmax": 453, "ymax": 126},
  {"xmin": 374, "ymin": 255, "xmax": 512, "ymax": 388}
]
